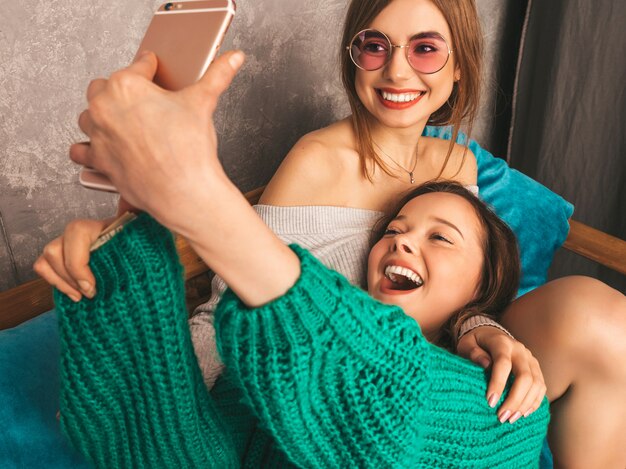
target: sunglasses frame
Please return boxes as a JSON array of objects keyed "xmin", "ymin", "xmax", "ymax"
[{"xmin": 346, "ymin": 28, "xmax": 453, "ymax": 75}]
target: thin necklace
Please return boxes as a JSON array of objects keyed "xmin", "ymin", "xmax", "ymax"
[{"xmin": 373, "ymin": 140, "xmax": 419, "ymax": 184}]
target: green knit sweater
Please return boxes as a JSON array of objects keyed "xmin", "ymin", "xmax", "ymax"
[{"xmin": 55, "ymin": 214, "xmax": 549, "ymax": 468}]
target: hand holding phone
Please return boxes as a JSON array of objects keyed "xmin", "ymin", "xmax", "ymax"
[{"xmin": 79, "ymin": 0, "xmax": 236, "ymax": 192}]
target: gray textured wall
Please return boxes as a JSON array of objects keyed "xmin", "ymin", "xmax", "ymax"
[{"xmin": 0, "ymin": 0, "xmax": 514, "ymax": 292}]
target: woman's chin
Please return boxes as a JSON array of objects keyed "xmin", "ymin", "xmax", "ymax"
[{"xmin": 368, "ymin": 112, "xmax": 430, "ymax": 133}]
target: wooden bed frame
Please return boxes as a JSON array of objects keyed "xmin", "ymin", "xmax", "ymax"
[{"xmin": 1, "ymin": 185, "xmax": 624, "ymax": 331}]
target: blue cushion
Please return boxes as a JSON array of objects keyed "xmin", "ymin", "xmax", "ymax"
[
  {"xmin": 540, "ymin": 438, "xmax": 554, "ymax": 468},
  {"xmin": 0, "ymin": 311, "xmax": 89, "ymax": 468},
  {"xmin": 423, "ymin": 126, "xmax": 574, "ymax": 297}
]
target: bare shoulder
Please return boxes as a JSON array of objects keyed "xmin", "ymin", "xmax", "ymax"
[
  {"xmin": 421, "ymin": 137, "xmax": 477, "ymax": 185},
  {"xmin": 259, "ymin": 119, "xmax": 356, "ymax": 205}
]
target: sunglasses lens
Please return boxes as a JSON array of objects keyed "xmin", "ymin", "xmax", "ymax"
[
  {"xmin": 349, "ymin": 30, "xmax": 390, "ymax": 71},
  {"xmin": 407, "ymin": 35, "xmax": 450, "ymax": 73}
]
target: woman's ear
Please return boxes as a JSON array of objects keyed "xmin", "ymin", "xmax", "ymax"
[{"xmin": 454, "ymin": 66, "xmax": 461, "ymax": 82}]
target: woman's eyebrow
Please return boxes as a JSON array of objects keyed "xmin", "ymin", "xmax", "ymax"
[
  {"xmin": 431, "ymin": 217, "xmax": 464, "ymax": 239},
  {"xmin": 391, "ymin": 214, "xmax": 464, "ymax": 239},
  {"xmin": 410, "ymin": 31, "xmax": 445, "ymax": 40}
]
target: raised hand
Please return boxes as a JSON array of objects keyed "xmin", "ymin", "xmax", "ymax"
[{"xmin": 69, "ymin": 50, "xmax": 245, "ymax": 232}]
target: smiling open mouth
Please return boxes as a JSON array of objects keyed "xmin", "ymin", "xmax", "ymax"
[
  {"xmin": 376, "ymin": 89, "xmax": 425, "ymax": 103},
  {"xmin": 384, "ymin": 265, "xmax": 424, "ymax": 291}
]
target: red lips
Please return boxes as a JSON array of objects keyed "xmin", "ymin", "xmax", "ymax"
[{"xmin": 375, "ymin": 88, "xmax": 424, "ymax": 110}]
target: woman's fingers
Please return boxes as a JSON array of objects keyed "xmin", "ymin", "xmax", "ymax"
[
  {"xmin": 69, "ymin": 141, "xmax": 91, "ymax": 167},
  {"xmin": 124, "ymin": 50, "xmax": 159, "ymax": 80},
  {"xmin": 33, "ymin": 245, "xmax": 82, "ymax": 302},
  {"xmin": 62, "ymin": 218, "xmax": 111, "ymax": 297},
  {"xmin": 78, "ymin": 109, "xmax": 94, "ymax": 136},
  {"xmin": 497, "ymin": 359, "xmax": 532, "ymax": 422},
  {"xmin": 458, "ymin": 325, "xmax": 546, "ymax": 422},
  {"xmin": 485, "ymin": 349, "xmax": 513, "ymax": 412},
  {"xmin": 86, "ymin": 78, "xmax": 107, "ymax": 101},
  {"xmin": 35, "ymin": 260, "xmax": 82, "ymax": 302},
  {"xmin": 63, "ymin": 220, "xmax": 105, "ymax": 298},
  {"xmin": 516, "ymin": 356, "xmax": 547, "ymax": 419},
  {"xmin": 496, "ymin": 347, "xmax": 547, "ymax": 423},
  {"xmin": 192, "ymin": 50, "xmax": 245, "ymax": 111},
  {"xmin": 34, "ymin": 219, "xmax": 112, "ymax": 301}
]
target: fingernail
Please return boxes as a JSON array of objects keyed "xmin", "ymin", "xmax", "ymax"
[
  {"xmin": 69, "ymin": 293, "xmax": 81, "ymax": 303},
  {"xmin": 499, "ymin": 410, "xmax": 512, "ymax": 423},
  {"xmin": 78, "ymin": 280, "xmax": 95, "ymax": 298},
  {"xmin": 508, "ymin": 411, "xmax": 522, "ymax": 424},
  {"xmin": 228, "ymin": 51, "xmax": 245, "ymax": 69},
  {"xmin": 523, "ymin": 408, "xmax": 533, "ymax": 418},
  {"xmin": 488, "ymin": 393, "xmax": 499, "ymax": 408}
]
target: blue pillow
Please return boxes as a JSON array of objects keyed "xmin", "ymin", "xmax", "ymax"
[
  {"xmin": 0, "ymin": 311, "xmax": 89, "ymax": 468},
  {"xmin": 423, "ymin": 126, "xmax": 574, "ymax": 297}
]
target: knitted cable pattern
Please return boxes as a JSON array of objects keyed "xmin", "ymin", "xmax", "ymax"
[
  {"xmin": 55, "ymin": 213, "xmax": 549, "ymax": 469},
  {"xmin": 55, "ymin": 214, "xmax": 241, "ymax": 468},
  {"xmin": 215, "ymin": 245, "xmax": 550, "ymax": 468}
]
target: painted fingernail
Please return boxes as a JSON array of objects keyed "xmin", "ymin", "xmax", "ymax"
[
  {"xmin": 508, "ymin": 411, "xmax": 522, "ymax": 424},
  {"xmin": 499, "ymin": 410, "xmax": 512, "ymax": 423},
  {"xmin": 523, "ymin": 408, "xmax": 533, "ymax": 418},
  {"xmin": 78, "ymin": 280, "xmax": 95, "ymax": 298},
  {"xmin": 488, "ymin": 393, "xmax": 499, "ymax": 408}
]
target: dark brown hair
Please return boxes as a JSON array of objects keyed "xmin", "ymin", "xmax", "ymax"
[
  {"xmin": 371, "ymin": 181, "xmax": 520, "ymax": 350},
  {"xmin": 340, "ymin": 0, "xmax": 484, "ymax": 181}
]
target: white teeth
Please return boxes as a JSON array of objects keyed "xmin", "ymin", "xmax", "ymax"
[
  {"xmin": 381, "ymin": 91, "xmax": 423, "ymax": 103},
  {"xmin": 384, "ymin": 265, "xmax": 424, "ymax": 287}
]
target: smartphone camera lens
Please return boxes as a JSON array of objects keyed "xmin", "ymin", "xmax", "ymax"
[{"xmin": 164, "ymin": 2, "xmax": 174, "ymax": 10}]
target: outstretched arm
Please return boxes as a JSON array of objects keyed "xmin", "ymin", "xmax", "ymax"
[{"xmin": 70, "ymin": 50, "xmax": 300, "ymax": 308}]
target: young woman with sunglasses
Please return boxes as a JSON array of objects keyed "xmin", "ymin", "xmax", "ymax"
[{"xmin": 37, "ymin": 0, "xmax": 626, "ymax": 465}]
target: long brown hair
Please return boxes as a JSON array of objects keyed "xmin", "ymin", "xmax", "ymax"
[
  {"xmin": 340, "ymin": 0, "xmax": 484, "ymax": 181},
  {"xmin": 371, "ymin": 181, "xmax": 520, "ymax": 350}
]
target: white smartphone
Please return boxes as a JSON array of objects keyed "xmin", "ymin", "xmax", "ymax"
[{"xmin": 79, "ymin": 0, "xmax": 236, "ymax": 192}]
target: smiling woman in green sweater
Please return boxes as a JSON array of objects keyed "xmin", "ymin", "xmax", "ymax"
[{"xmin": 55, "ymin": 181, "xmax": 549, "ymax": 468}]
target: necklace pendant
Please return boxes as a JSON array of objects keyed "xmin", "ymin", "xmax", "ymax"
[{"xmin": 409, "ymin": 172, "xmax": 415, "ymax": 184}]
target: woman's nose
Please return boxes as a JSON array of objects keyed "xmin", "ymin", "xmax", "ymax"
[
  {"xmin": 393, "ymin": 235, "xmax": 414, "ymax": 254},
  {"xmin": 383, "ymin": 46, "xmax": 412, "ymax": 81}
]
